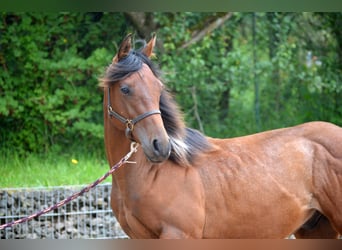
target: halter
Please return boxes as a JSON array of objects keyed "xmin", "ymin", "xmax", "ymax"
[{"xmin": 107, "ymin": 87, "xmax": 161, "ymax": 141}]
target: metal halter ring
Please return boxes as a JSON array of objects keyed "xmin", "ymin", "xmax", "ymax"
[
  {"xmin": 125, "ymin": 120, "xmax": 135, "ymax": 141},
  {"xmin": 125, "ymin": 119, "xmax": 134, "ymax": 132}
]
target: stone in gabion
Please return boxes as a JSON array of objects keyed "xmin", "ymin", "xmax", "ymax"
[{"xmin": 0, "ymin": 184, "xmax": 128, "ymax": 239}]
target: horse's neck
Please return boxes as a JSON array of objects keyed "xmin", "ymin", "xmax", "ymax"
[{"xmin": 104, "ymin": 120, "xmax": 131, "ymax": 165}]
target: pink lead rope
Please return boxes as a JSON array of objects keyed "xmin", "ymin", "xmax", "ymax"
[{"xmin": 0, "ymin": 142, "xmax": 139, "ymax": 230}]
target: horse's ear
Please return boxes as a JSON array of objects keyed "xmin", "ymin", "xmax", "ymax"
[
  {"xmin": 112, "ymin": 34, "xmax": 132, "ymax": 63},
  {"xmin": 142, "ymin": 33, "xmax": 156, "ymax": 58}
]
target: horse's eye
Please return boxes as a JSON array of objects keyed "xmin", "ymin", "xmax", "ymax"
[{"xmin": 120, "ymin": 86, "xmax": 130, "ymax": 95}]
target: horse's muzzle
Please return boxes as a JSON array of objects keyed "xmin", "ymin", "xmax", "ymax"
[{"xmin": 143, "ymin": 138, "xmax": 171, "ymax": 163}]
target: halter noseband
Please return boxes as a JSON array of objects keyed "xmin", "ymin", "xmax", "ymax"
[{"xmin": 107, "ymin": 87, "xmax": 161, "ymax": 141}]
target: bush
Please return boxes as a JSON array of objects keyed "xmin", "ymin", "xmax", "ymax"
[{"xmin": 0, "ymin": 13, "xmax": 126, "ymax": 154}]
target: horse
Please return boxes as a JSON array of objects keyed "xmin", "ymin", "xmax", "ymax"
[{"xmin": 100, "ymin": 34, "xmax": 342, "ymax": 238}]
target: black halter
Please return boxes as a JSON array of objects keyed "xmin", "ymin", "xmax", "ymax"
[{"xmin": 107, "ymin": 87, "xmax": 161, "ymax": 141}]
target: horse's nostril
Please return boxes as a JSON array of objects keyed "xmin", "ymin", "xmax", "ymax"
[
  {"xmin": 145, "ymin": 138, "xmax": 171, "ymax": 162},
  {"xmin": 153, "ymin": 139, "xmax": 160, "ymax": 154},
  {"xmin": 150, "ymin": 138, "xmax": 171, "ymax": 161}
]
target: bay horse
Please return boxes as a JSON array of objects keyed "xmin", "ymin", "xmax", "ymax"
[{"xmin": 101, "ymin": 34, "xmax": 342, "ymax": 238}]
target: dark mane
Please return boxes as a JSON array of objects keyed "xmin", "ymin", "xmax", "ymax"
[
  {"xmin": 101, "ymin": 45, "xmax": 212, "ymax": 166},
  {"xmin": 160, "ymin": 89, "xmax": 213, "ymax": 166},
  {"xmin": 101, "ymin": 49, "xmax": 161, "ymax": 86}
]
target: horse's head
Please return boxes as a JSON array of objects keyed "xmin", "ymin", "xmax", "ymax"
[{"xmin": 104, "ymin": 34, "xmax": 171, "ymax": 163}]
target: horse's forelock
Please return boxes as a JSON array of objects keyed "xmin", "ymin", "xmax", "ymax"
[{"xmin": 100, "ymin": 48, "xmax": 160, "ymax": 88}]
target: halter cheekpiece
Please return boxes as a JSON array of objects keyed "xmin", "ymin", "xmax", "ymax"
[{"xmin": 107, "ymin": 87, "xmax": 161, "ymax": 141}]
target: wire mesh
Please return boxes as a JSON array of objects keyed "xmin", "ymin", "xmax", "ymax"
[{"xmin": 0, "ymin": 184, "xmax": 127, "ymax": 239}]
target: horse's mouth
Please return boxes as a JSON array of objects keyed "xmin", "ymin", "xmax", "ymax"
[
  {"xmin": 143, "ymin": 141, "xmax": 171, "ymax": 163},
  {"xmin": 146, "ymin": 155, "xmax": 165, "ymax": 163}
]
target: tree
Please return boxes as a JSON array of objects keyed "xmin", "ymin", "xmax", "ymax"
[
  {"xmin": 1, "ymin": 12, "xmax": 341, "ymax": 156},
  {"xmin": 0, "ymin": 13, "xmax": 126, "ymax": 153}
]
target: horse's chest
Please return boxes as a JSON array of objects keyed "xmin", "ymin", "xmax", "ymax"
[
  {"xmin": 113, "ymin": 187, "xmax": 160, "ymax": 238},
  {"xmin": 116, "ymin": 199, "xmax": 159, "ymax": 238}
]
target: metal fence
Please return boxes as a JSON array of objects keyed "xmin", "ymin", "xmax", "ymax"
[{"xmin": 0, "ymin": 184, "xmax": 127, "ymax": 239}]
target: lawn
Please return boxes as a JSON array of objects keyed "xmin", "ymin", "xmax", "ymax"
[{"xmin": 1, "ymin": 148, "xmax": 111, "ymax": 188}]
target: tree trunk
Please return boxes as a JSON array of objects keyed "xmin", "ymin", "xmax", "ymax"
[{"xmin": 267, "ymin": 12, "xmax": 281, "ymax": 114}]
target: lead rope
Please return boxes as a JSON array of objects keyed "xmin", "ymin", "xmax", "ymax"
[{"xmin": 0, "ymin": 142, "xmax": 139, "ymax": 230}]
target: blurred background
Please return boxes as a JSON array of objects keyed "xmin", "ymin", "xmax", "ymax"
[{"xmin": 1, "ymin": 12, "xmax": 341, "ymax": 187}]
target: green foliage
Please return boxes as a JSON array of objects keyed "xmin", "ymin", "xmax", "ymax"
[
  {"xmin": 1, "ymin": 12, "xmax": 341, "ymax": 161},
  {"xmin": 156, "ymin": 13, "xmax": 249, "ymax": 137},
  {"xmin": 0, "ymin": 13, "xmax": 126, "ymax": 154},
  {"xmin": 155, "ymin": 12, "xmax": 342, "ymax": 137}
]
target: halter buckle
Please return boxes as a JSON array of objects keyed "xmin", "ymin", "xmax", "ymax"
[{"xmin": 125, "ymin": 119, "xmax": 134, "ymax": 132}]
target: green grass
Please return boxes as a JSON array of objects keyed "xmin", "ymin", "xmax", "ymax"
[{"xmin": 1, "ymin": 148, "xmax": 111, "ymax": 188}]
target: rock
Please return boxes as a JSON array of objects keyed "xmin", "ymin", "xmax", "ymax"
[
  {"xmin": 95, "ymin": 198, "xmax": 107, "ymax": 209},
  {"xmin": 91, "ymin": 217, "xmax": 104, "ymax": 228},
  {"xmin": 0, "ymin": 199, "xmax": 7, "ymax": 209},
  {"xmin": 26, "ymin": 233, "xmax": 39, "ymax": 239},
  {"xmin": 55, "ymin": 222, "xmax": 65, "ymax": 231},
  {"xmin": 0, "ymin": 208, "xmax": 6, "ymax": 216},
  {"xmin": 34, "ymin": 227, "xmax": 42, "ymax": 235}
]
